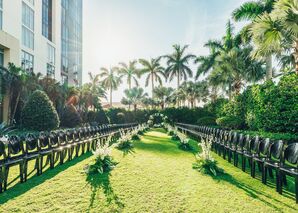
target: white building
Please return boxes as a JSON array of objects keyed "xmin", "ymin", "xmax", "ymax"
[{"xmin": 0, "ymin": 0, "xmax": 83, "ymax": 85}]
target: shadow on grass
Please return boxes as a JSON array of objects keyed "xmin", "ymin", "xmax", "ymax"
[
  {"xmin": 0, "ymin": 153, "xmax": 92, "ymax": 205},
  {"xmin": 211, "ymin": 171, "xmax": 297, "ymax": 211},
  {"xmin": 86, "ymin": 172, "xmax": 124, "ymax": 210}
]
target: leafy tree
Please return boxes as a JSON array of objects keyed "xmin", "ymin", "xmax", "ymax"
[
  {"xmin": 139, "ymin": 58, "xmax": 166, "ymax": 97},
  {"xmin": 118, "ymin": 60, "xmax": 140, "ymax": 90},
  {"xmin": 232, "ymin": 0, "xmax": 276, "ymax": 79},
  {"xmin": 153, "ymin": 86, "xmax": 174, "ymax": 109},
  {"xmin": 121, "ymin": 87, "xmax": 148, "ymax": 111},
  {"xmin": 100, "ymin": 67, "xmax": 121, "ymax": 107},
  {"xmin": 250, "ymin": 0, "xmax": 298, "ymax": 75},
  {"xmin": 164, "ymin": 44, "xmax": 195, "ymax": 88}
]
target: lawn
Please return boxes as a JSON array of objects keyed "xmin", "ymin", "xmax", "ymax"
[{"xmin": 0, "ymin": 129, "xmax": 297, "ymax": 212}]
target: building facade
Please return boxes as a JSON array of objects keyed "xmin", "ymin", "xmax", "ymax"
[
  {"xmin": 0, "ymin": 0, "xmax": 82, "ymax": 85},
  {"xmin": 0, "ymin": 0, "xmax": 82, "ymax": 122}
]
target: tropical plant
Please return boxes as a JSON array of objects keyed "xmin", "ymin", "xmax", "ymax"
[
  {"xmin": 164, "ymin": 44, "xmax": 196, "ymax": 89},
  {"xmin": 121, "ymin": 87, "xmax": 148, "ymax": 111},
  {"xmin": 250, "ymin": 0, "xmax": 298, "ymax": 74},
  {"xmin": 139, "ymin": 58, "xmax": 166, "ymax": 97},
  {"xmin": 153, "ymin": 86, "xmax": 174, "ymax": 109},
  {"xmin": 100, "ymin": 67, "xmax": 122, "ymax": 107},
  {"xmin": 118, "ymin": 60, "xmax": 140, "ymax": 90},
  {"xmin": 176, "ymin": 131, "xmax": 192, "ymax": 151},
  {"xmin": 232, "ymin": 0, "xmax": 276, "ymax": 79}
]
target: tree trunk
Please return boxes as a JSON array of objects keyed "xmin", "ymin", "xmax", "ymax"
[
  {"xmin": 110, "ymin": 85, "xmax": 112, "ymax": 108},
  {"xmin": 177, "ymin": 71, "xmax": 180, "ymax": 107},
  {"xmin": 128, "ymin": 79, "xmax": 131, "ymax": 110},
  {"xmin": 151, "ymin": 74, "xmax": 154, "ymax": 98},
  {"xmin": 10, "ymin": 91, "xmax": 21, "ymax": 124},
  {"xmin": 265, "ymin": 55, "xmax": 273, "ymax": 80},
  {"xmin": 295, "ymin": 40, "xmax": 298, "ymax": 75},
  {"xmin": 134, "ymin": 104, "xmax": 137, "ymax": 112}
]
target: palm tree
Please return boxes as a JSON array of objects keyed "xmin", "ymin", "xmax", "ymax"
[
  {"xmin": 121, "ymin": 87, "xmax": 148, "ymax": 111},
  {"xmin": 118, "ymin": 60, "xmax": 140, "ymax": 90},
  {"xmin": 164, "ymin": 44, "xmax": 196, "ymax": 88},
  {"xmin": 100, "ymin": 67, "xmax": 121, "ymax": 107},
  {"xmin": 232, "ymin": 0, "xmax": 276, "ymax": 79},
  {"xmin": 153, "ymin": 86, "xmax": 174, "ymax": 109},
  {"xmin": 250, "ymin": 0, "xmax": 298, "ymax": 74},
  {"xmin": 139, "ymin": 58, "xmax": 166, "ymax": 98},
  {"xmin": 196, "ymin": 21, "xmax": 265, "ymax": 100}
]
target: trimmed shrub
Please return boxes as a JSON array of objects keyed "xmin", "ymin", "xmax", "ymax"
[
  {"xmin": 197, "ymin": 116, "xmax": 217, "ymax": 126},
  {"xmin": 86, "ymin": 110, "xmax": 109, "ymax": 124},
  {"xmin": 60, "ymin": 104, "xmax": 82, "ymax": 128},
  {"xmin": 216, "ymin": 116, "xmax": 243, "ymax": 129},
  {"xmin": 21, "ymin": 90, "xmax": 60, "ymax": 131}
]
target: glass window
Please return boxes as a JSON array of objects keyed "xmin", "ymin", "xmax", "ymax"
[
  {"xmin": 61, "ymin": 74, "xmax": 68, "ymax": 85},
  {"xmin": 0, "ymin": 49, "xmax": 4, "ymax": 66},
  {"xmin": 47, "ymin": 44, "xmax": 55, "ymax": 64},
  {"xmin": 42, "ymin": 0, "xmax": 52, "ymax": 41},
  {"xmin": 47, "ymin": 64, "xmax": 55, "ymax": 78},
  {"xmin": 22, "ymin": 2, "xmax": 34, "ymax": 49},
  {"xmin": 21, "ymin": 51, "xmax": 34, "ymax": 73},
  {"xmin": 0, "ymin": 0, "xmax": 3, "ymax": 30}
]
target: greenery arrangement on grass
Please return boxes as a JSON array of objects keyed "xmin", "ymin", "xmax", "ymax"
[
  {"xmin": 175, "ymin": 131, "xmax": 192, "ymax": 151},
  {"xmin": 193, "ymin": 137, "xmax": 223, "ymax": 177},
  {"xmin": 84, "ymin": 136, "xmax": 118, "ymax": 174}
]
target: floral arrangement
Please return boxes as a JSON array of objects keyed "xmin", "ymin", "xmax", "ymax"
[
  {"xmin": 84, "ymin": 136, "xmax": 118, "ymax": 174},
  {"xmin": 115, "ymin": 129, "xmax": 134, "ymax": 150},
  {"xmin": 176, "ymin": 131, "xmax": 193, "ymax": 151},
  {"xmin": 193, "ymin": 137, "xmax": 224, "ymax": 176}
]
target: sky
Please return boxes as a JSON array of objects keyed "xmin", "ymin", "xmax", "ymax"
[{"xmin": 83, "ymin": 0, "xmax": 248, "ymax": 102}]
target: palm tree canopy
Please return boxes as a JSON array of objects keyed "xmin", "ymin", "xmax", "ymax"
[
  {"xmin": 100, "ymin": 67, "xmax": 122, "ymax": 90},
  {"xmin": 139, "ymin": 58, "xmax": 166, "ymax": 87},
  {"xmin": 232, "ymin": 0, "xmax": 276, "ymax": 21},
  {"xmin": 164, "ymin": 44, "xmax": 196, "ymax": 83},
  {"xmin": 118, "ymin": 60, "xmax": 140, "ymax": 88},
  {"xmin": 121, "ymin": 87, "xmax": 148, "ymax": 106}
]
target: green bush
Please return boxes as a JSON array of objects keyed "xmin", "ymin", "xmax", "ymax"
[
  {"xmin": 216, "ymin": 116, "xmax": 243, "ymax": 129},
  {"xmin": 197, "ymin": 116, "xmax": 217, "ymax": 126},
  {"xmin": 21, "ymin": 90, "xmax": 60, "ymax": 131},
  {"xmin": 60, "ymin": 104, "xmax": 82, "ymax": 128},
  {"xmin": 86, "ymin": 110, "xmax": 109, "ymax": 124}
]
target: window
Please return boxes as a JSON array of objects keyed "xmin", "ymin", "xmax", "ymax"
[
  {"xmin": 21, "ymin": 51, "xmax": 34, "ymax": 73},
  {"xmin": 42, "ymin": 0, "xmax": 52, "ymax": 41},
  {"xmin": 0, "ymin": 0, "xmax": 3, "ymax": 30},
  {"xmin": 47, "ymin": 44, "xmax": 55, "ymax": 77},
  {"xmin": 0, "ymin": 49, "xmax": 4, "ymax": 66},
  {"xmin": 26, "ymin": 0, "xmax": 34, "ymax": 5},
  {"xmin": 22, "ymin": 2, "xmax": 34, "ymax": 49},
  {"xmin": 61, "ymin": 74, "xmax": 68, "ymax": 85}
]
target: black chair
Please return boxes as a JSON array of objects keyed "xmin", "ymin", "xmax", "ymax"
[
  {"xmin": 0, "ymin": 139, "xmax": 7, "ymax": 192},
  {"xmin": 2, "ymin": 135, "xmax": 25, "ymax": 191},
  {"xmin": 242, "ymin": 135, "xmax": 260, "ymax": 176},
  {"xmin": 23, "ymin": 133, "xmax": 40, "ymax": 181},
  {"xmin": 48, "ymin": 131, "xmax": 61, "ymax": 167},
  {"xmin": 235, "ymin": 134, "xmax": 245, "ymax": 168},
  {"xmin": 278, "ymin": 143, "xmax": 298, "ymax": 203},
  {"xmin": 66, "ymin": 129, "xmax": 76, "ymax": 161},
  {"xmin": 263, "ymin": 140, "xmax": 283, "ymax": 192},
  {"xmin": 241, "ymin": 135, "xmax": 252, "ymax": 172},
  {"xmin": 57, "ymin": 131, "xmax": 68, "ymax": 164}
]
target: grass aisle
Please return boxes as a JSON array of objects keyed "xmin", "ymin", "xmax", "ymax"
[{"xmin": 0, "ymin": 128, "xmax": 297, "ymax": 212}]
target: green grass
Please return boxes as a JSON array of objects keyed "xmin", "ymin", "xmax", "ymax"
[{"xmin": 0, "ymin": 128, "xmax": 297, "ymax": 212}]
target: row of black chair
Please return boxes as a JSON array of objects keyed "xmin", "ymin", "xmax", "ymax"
[
  {"xmin": 0, "ymin": 123, "xmax": 137, "ymax": 192},
  {"xmin": 176, "ymin": 123, "xmax": 298, "ymax": 203}
]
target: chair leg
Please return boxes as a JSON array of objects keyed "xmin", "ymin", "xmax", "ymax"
[
  {"xmin": 50, "ymin": 153, "xmax": 54, "ymax": 169},
  {"xmin": 23, "ymin": 160, "xmax": 28, "ymax": 181},
  {"xmin": 242, "ymin": 157, "xmax": 246, "ymax": 172},
  {"xmin": 277, "ymin": 170, "xmax": 281, "ymax": 193},
  {"xmin": 40, "ymin": 155, "xmax": 44, "ymax": 175},
  {"xmin": 3, "ymin": 166, "xmax": 9, "ymax": 191},
  {"xmin": 251, "ymin": 160, "xmax": 255, "ymax": 178},
  {"xmin": 60, "ymin": 151, "xmax": 64, "ymax": 165},
  {"xmin": 19, "ymin": 163, "xmax": 24, "ymax": 183},
  {"xmin": 295, "ymin": 176, "xmax": 298, "ymax": 204}
]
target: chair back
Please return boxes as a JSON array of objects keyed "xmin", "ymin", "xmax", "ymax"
[
  {"xmin": 49, "ymin": 132, "xmax": 59, "ymax": 147},
  {"xmin": 283, "ymin": 143, "xmax": 298, "ymax": 165},
  {"xmin": 0, "ymin": 140, "xmax": 6, "ymax": 158},
  {"xmin": 8, "ymin": 135, "xmax": 24, "ymax": 156},
  {"xmin": 269, "ymin": 140, "xmax": 283, "ymax": 160},
  {"xmin": 251, "ymin": 136, "xmax": 260, "ymax": 153},
  {"xmin": 25, "ymin": 133, "xmax": 38, "ymax": 151},
  {"xmin": 243, "ymin": 135, "xmax": 251, "ymax": 152},
  {"xmin": 39, "ymin": 131, "xmax": 49, "ymax": 148},
  {"xmin": 58, "ymin": 131, "xmax": 67, "ymax": 145},
  {"xmin": 259, "ymin": 138, "xmax": 271, "ymax": 156}
]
